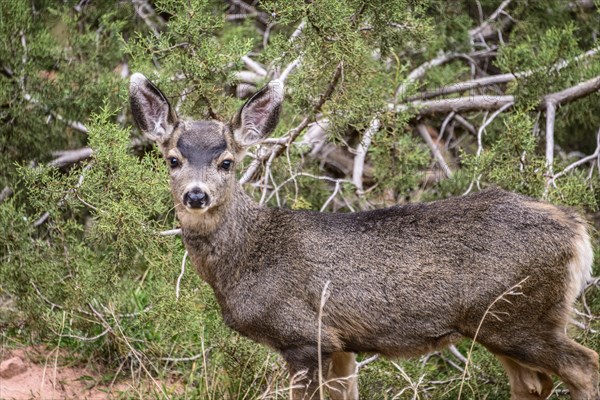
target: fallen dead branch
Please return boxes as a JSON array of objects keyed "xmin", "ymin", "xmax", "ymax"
[{"xmin": 394, "ymin": 75, "xmax": 600, "ymax": 116}]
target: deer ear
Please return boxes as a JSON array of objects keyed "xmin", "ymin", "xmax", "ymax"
[
  {"xmin": 232, "ymin": 79, "xmax": 284, "ymax": 147},
  {"xmin": 129, "ymin": 73, "xmax": 178, "ymax": 143}
]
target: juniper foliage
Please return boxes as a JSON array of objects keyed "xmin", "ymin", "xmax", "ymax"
[{"xmin": 1, "ymin": 0, "xmax": 599, "ymax": 398}]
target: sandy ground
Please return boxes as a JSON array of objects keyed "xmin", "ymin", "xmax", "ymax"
[{"xmin": 0, "ymin": 348, "xmax": 130, "ymax": 400}]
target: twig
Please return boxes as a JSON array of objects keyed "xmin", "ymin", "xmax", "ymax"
[
  {"xmin": 106, "ymin": 306, "xmax": 169, "ymax": 399},
  {"xmin": 265, "ymin": 172, "xmax": 353, "ymax": 205},
  {"xmin": 33, "ymin": 212, "xmax": 50, "ymax": 227},
  {"xmin": 49, "ymin": 148, "xmax": 93, "ymax": 168},
  {"xmin": 24, "ymin": 93, "xmax": 89, "ymax": 133},
  {"xmin": 394, "ymin": 52, "xmax": 457, "ymax": 102},
  {"xmin": 159, "ymin": 348, "xmax": 211, "ymax": 363},
  {"xmin": 58, "ymin": 328, "xmax": 110, "ymax": 342},
  {"xmin": 31, "ymin": 280, "xmax": 149, "ymax": 319},
  {"xmin": 469, "ymin": 0, "xmax": 513, "ymax": 39},
  {"xmin": 548, "ymin": 128, "xmax": 600, "ymax": 185},
  {"xmin": 175, "ymin": 251, "xmax": 188, "ymax": 301},
  {"xmin": 355, "ymin": 354, "xmax": 379, "ymax": 370},
  {"xmin": 159, "ymin": 228, "xmax": 182, "ymax": 236},
  {"xmin": 226, "ymin": 11, "xmax": 258, "ymax": 21},
  {"xmin": 448, "ymin": 345, "xmax": 469, "ymax": 365},
  {"xmin": 417, "ymin": 124, "xmax": 453, "ymax": 178},
  {"xmin": 259, "ymin": 149, "xmax": 279, "ymax": 205},
  {"xmin": 317, "ymin": 281, "xmax": 331, "ymax": 400},
  {"xmin": 31, "ymin": 281, "xmax": 93, "ymax": 316},
  {"xmin": 545, "ymin": 100, "xmax": 557, "ymax": 174},
  {"xmin": 290, "ymin": 19, "xmax": 306, "ymax": 42},
  {"xmin": 454, "ymin": 114, "xmax": 477, "ymax": 135},
  {"xmin": 476, "ymin": 101, "xmax": 514, "ymax": 157},
  {"xmin": 74, "ymin": 0, "xmax": 90, "ymax": 13},
  {"xmin": 241, "ymin": 55, "xmax": 267, "ymax": 76},
  {"xmin": 320, "ymin": 180, "xmax": 341, "ymax": 212},
  {"xmin": 226, "ymin": 0, "xmax": 269, "ymax": 25},
  {"xmin": 279, "ymin": 57, "xmax": 301, "ymax": 83},
  {"xmin": 352, "ymin": 117, "xmax": 381, "ymax": 191},
  {"xmin": 439, "ymin": 111, "xmax": 456, "ymax": 142},
  {"xmin": 391, "ymin": 361, "xmax": 427, "ymax": 399},
  {"xmin": 240, "ymin": 159, "xmax": 261, "ymax": 185}
]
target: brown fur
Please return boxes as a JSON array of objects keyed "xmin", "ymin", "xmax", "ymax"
[{"xmin": 130, "ymin": 74, "xmax": 599, "ymax": 400}]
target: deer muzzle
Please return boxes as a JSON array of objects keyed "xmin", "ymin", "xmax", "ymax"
[{"xmin": 183, "ymin": 187, "xmax": 210, "ymax": 209}]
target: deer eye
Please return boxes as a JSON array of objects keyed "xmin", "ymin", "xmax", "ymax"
[
  {"xmin": 220, "ymin": 159, "xmax": 233, "ymax": 171},
  {"xmin": 168, "ymin": 157, "xmax": 180, "ymax": 168}
]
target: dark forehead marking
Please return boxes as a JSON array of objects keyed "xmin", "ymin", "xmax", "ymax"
[{"xmin": 177, "ymin": 121, "xmax": 227, "ymax": 166}]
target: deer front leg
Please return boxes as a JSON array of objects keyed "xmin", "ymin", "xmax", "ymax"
[
  {"xmin": 283, "ymin": 346, "xmax": 332, "ymax": 400},
  {"xmin": 327, "ymin": 352, "xmax": 359, "ymax": 400}
]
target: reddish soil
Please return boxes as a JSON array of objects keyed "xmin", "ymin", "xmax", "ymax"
[{"xmin": 0, "ymin": 348, "xmax": 129, "ymax": 400}]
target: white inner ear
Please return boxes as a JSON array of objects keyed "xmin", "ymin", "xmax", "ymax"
[
  {"xmin": 239, "ymin": 120, "xmax": 261, "ymax": 146},
  {"xmin": 151, "ymin": 111, "xmax": 170, "ymax": 140}
]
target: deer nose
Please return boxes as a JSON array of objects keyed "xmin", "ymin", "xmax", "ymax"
[{"xmin": 184, "ymin": 188, "xmax": 209, "ymax": 209}]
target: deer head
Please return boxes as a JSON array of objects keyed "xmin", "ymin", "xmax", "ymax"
[{"xmin": 129, "ymin": 73, "xmax": 283, "ymax": 227}]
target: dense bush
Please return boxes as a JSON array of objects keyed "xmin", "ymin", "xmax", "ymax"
[{"xmin": 1, "ymin": 0, "xmax": 599, "ymax": 398}]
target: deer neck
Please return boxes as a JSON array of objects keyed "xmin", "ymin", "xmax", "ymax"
[{"xmin": 179, "ymin": 185, "xmax": 261, "ymax": 287}]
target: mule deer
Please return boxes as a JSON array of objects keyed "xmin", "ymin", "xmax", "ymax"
[{"xmin": 129, "ymin": 73, "xmax": 599, "ymax": 400}]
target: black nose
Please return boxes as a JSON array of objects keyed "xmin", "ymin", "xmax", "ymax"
[{"xmin": 184, "ymin": 189, "xmax": 209, "ymax": 209}]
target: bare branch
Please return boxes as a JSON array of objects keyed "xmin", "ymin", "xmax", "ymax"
[
  {"xmin": 24, "ymin": 93, "xmax": 89, "ymax": 133},
  {"xmin": 469, "ymin": 0, "xmax": 513, "ymax": 40},
  {"xmin": 417, "ymin": 124, "xmax": 453, "ymax": 178},
  {"xmin": 545, "ymin": 100, "xmax": 557, "ymax": 173},
  {"xmin": 49, "ymin": 148, "xmax": 93, "ymax": 168},
  {"xmin": 352, "ymin": 117, "xmax": 381, "ymax": 191},
  {"xmin": 279, "ymin": 57, "xmax": 301, "ymax": 83},
  {"xmin": 159, "ymin": 228, "xmax": 182, "ymax": 236},
  {"xmin": 408, "ymin": 45, "xmax": 600, "ymax": 101},
  {"xmin": 241, "ymin": 55, "xmax": 267, "ymax": 76},
  {"xmin": 548, "ymin": 128, "xmax": 600, "ymax": 185},
  {"xmin": 235, "ymin": 70, "xmax": 264, "ymax": 85},
  {"xmin": 226, "ymin": 0, "xmax": 269, "ymax": 25},
  {"xmin": 396, "ymin": 95, "xmax": 515, "ymax": 115},
  {"xmin": 477, "ymin": 101, "xmax": 515, "ymax": 157},
  {"xmin": 543, "ymin": 75, "xmax": 600, "ymax": 105},
  {"xmin": 448, "ymin": 345, "xmax": 469, "ymax": 365},
  {"xmin": 159, "ymin": 348, "xmax": 211, "ymax": 363},
  {"xmin": 454, "ymin": 114, "xmax": 477, "ymax": 135},
  {"xmin": 58, "ymin": 328, "xmax": 110, "ymax": 342},
  {"xmin": 290, "ymin": 19, "xmax": 306, "ymax": 42},
  {"xmin": 394, "ymin": 52, "xmax": 457, "ymax": 102},
  {"xmin": 175, "ymin": 251, "xmax": 188, "ymax": 301},
  {"xmin": 33, "ymin": 212, "xmax": 50, "ymax": 227},
  {"xmin": 569, "ymin": 0, "xmax": 597, "ymax": 11},
  {"xmin": 396, "ymin": 75, "xmax": 600, "ymax": 115},
  {"xmin": 355, "ymin": 354, "xmax": 379, "ymax": 370}
]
